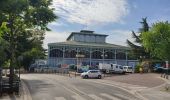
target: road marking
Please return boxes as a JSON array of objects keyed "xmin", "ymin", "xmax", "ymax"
[
  {"xmin": 55, "ymin": 97, "xmax": 66, "ymax": 100},
  {"xmin": 72, "ymin": 95, "xmax": 86, "ymax": 100},
  {"xmin": 100, "ymin": 93, "xmax": 121, "ymax": 100},
  {"xmin": 88, "ymin": 94, "xmax": 104, "ymax": 100},
  {"xmin": 114, "ymin": 93, "xmax": 130, "ymax": 100}
]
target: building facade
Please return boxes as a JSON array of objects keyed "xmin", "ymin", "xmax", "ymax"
[{"xmin": 48, "ymin": 30, "xmax": 138, "ymax": 67}]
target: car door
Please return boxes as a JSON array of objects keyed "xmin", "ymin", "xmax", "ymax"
[
  {"xmin": 88, "ymin": 71, "xmax": 93, "ymax": 77},
  {"xmin": 93, "ymin": 71, "xmax": 98, "ymax": 77},
  {"xmin": 115, "ymin": 65, "xmax": 119, "ymax": 72}
]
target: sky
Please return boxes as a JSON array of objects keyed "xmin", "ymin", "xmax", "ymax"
[{"xmin": 44, "ymin": 0, "xmax": 170, "ymax": 49}]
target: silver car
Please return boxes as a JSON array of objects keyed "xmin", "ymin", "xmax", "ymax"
[{"xmin": 81, "ymin": 70, "xmax": 102, "ymax": 79}]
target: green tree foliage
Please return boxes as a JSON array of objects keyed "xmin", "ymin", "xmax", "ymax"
[
  {"xmin": 142, "ymin": 21, "xmax": 170, "ymax": 61},
  {"xmin": 127, "ymin": 18, "xmax": 150, "ymax": 59},
  {"xmin": 0, "ymin": 0, "xmax": 56, "ymax": 67},
  {"xmin": 0, "ymin": 0, "xmax": 57, "ymax": 88},
  {"xmin": 0, "ymin": 22, "xmax": 9, "ymax": 67}
]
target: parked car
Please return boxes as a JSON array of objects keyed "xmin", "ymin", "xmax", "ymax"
[
  {"xmin": 81, "ymin": 70, "xmax": 102, "ymax": 79},
  {"xmin": 154, "ymin": 67, "xmax": 170, "ymax": 74},
  {"xmin": 153, "ymin": 67, "xmax": 164, "ymax": 73},
  {"xmin": 123, "ymin": 66, "xmax": 133, "ymax": 73}
]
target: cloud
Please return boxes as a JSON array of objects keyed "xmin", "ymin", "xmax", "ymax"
[
  {"xmin": 106, "ymin": 30, "xmax": 133, "ymax": 46},
  {"xmin": 51, "ymin": 0, "xmax": 129, "ymax": 25},
  {"xmin": 43, "ymin": 31, "xmax": 70, "ymax": 49}
]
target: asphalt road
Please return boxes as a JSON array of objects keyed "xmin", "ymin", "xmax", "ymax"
[{"xmin": 21, "ymin": 74, "xmax": 141, "ymax": 100}]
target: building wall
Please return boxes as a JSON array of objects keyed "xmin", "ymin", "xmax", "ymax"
[
  {"xmin": 48, "ymin": 57, "xmax": 138, "ymax": 68},
  {"xmin": 47, "ymin": 45, "xmax": 138, "ymax": 67},
  {"xmin": 72, "ymin": 34, "xmax": 106, "ymax": 43}
]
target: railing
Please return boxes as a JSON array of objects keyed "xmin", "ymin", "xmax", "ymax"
[{"xmin": 0, "ymin": 77, "xmax": 21, "ymax": 96}]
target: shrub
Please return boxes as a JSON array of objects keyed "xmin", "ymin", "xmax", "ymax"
[{"xmin": 135, "ymin": 64, "xmax": 141, "ymax": 73}]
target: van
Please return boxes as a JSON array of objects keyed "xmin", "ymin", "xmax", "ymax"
[
  {"xmin": 123, "ymin": 66, "xmax": 133, "ymax": 73},
  {"xmin": 98, "ymin": 63, "xmax": 125, "ymax": 74}
]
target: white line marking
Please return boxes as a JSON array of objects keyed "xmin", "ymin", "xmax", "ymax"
[
  {"xmin": 114, "ymin": 93, "xmax": 130, "ymax": 100},
  {"xmin": 55, "ymin": 97, "xmax": 66, "ymax": 100},
  {"xmin": 88, "ymin": 94, "xmax": 104, "ymax": 100},
  {"xmin": 100, "ymin": 93, "xmax": 121, "ymax": 100},
  {"xmin": 72, "ymin": 95, "xmax": 86, "ymax": 100}
]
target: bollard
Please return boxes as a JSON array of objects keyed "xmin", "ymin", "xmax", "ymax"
[
  {"xmin": 166, "ymin": 75, "xmax": 169, "ymax": 79},
  {"xmin": 165, "ymin": 83, "xmax": 170, "ymax": 91}
]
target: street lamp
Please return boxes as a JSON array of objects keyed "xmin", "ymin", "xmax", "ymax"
[{"xmin": 76, "ymin": 54, "xmax": 85, "ymax": 73}]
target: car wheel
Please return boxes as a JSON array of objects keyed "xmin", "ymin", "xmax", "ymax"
[
  {"xmin": 84, "ymin": 75, "xmax": 88, "ymax": 79},
  {"xmin": 98, "ymin": 75, "xmax": 102, "ymax": 79}
]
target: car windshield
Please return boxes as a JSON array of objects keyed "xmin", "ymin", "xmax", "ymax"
[{"xmin": 119, "ymin": 66, "xmax": 123, "ymax": 69}]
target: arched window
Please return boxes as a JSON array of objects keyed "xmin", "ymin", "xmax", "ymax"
[
  {"xmin": 64, "ymin": 50, "xmax": 77, "ymax": 58},
  {"xmin": 92, "ymin": 51, "xmax": 102, "ymax": 59},
  {"xmin": 70, "ymin": 50, "xmax": 77, "ymax": 58},
  {"xmin": 105, "ymin": 52, "xmax": 114, "ymax": 59},
  {"xmin": 116, "ymin": 52, "xmax": 126, "ymax": 60},
  {"xmin": 49, "ymin": 49, "xmax": 63, "ymax": 57},
  {"xmin": 78, "ymin": 50, "xmax": 90, "ymax": 58}
]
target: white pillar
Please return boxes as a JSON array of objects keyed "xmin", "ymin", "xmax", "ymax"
[
  {"xmin": 76, "ymin": 49, "xmax": 79, "ymax": 72},
  {"xmin": 126, "ymin": 51, "xmax": 128, "ymax": 66},
  {"xmin": 62, "ymin": 47, "xmax": 65, "ymax": 67},
  {"xmin": 90, "ymin": 50, "xmax": 92, "ymax": 67},
  {"xmin": 102, "ymin": 49, "xmax": 104, "ymax": 64},
  {"xmin": 114, "ymin": 49, "xmax": 117, "ymax": 64}
]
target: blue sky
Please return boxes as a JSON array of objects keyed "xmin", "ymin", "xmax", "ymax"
[{"xmin": 44, "ymin": 0, "xmax": 170, "ymax": 49}]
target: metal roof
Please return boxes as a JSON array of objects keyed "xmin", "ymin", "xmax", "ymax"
[
  {"xmin": 66, "ymin": 30, "xmax": 108, "ymax": 41},
  {"xmin": 48, "ymin": 41, "xmax": 130, "ymax": 50}
]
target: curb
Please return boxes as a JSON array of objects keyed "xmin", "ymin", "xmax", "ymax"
[{"xmin": 21, "ymin": 80, "xmax": 32, "ymax": 100}]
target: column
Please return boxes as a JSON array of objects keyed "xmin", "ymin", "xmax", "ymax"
[
  {"xmin": 102, "ymin": 49, "xmax": 104, "ymax": 64},
  {"xmin": 76, "ymin": 48, "xmax": 79, "ymax": 72},
  {"xmin": 62, "ymin": 47, "xmax": 65, "ymax": 66},
  {"xmin": 125, "ymin": 51, "xmax": 128, "ymax": 66},
  {"xmin": 114, "ymin": 49, "xmax": 117, "ymax": 64},
  {"xmin": 90, "ymin": 49, "xmax": 92, "ymax": 67}
]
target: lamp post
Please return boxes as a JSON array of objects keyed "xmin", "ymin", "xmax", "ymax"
[{"xmin": 76, "ymin": 54, "xmax": 85, "ymax": 73}]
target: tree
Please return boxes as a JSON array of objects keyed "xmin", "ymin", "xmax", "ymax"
[
  {"xmin": 142, "ymin": 21, "xmax": 170, "ymax": 61},
  {"xmin": 0, "ymin": 0, "xmax": 57, "ymax": 92},
  {"xmin": 0, "ymin": 22, "xmax": 9, "ymax": 67},
  {"xmin": 127, "ymin": 17, "xmax": 150, "ymax": 60}
]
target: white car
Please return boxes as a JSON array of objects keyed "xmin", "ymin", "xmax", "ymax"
[
  {"xmin": 81, "ymin": 70, "xmax": 102, "ymax": 79},
  {"xmin": 123, "ymin": 66, "xmax": 133, "ymax": 73}
]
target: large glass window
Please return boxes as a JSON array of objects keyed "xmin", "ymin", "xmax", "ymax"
[
  {"xmin": 49, "ymin": 49, "xmax": 63, "ymax": 57},
  {"xmin": 92, "ymin": 51, "xmax": 102, "ymax": 59},
  {"xmin": 116, "ymin": 52, "xmax": 126, "ymax": 60}
]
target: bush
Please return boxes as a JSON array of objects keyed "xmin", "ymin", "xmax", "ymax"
[
  {"xmin": 135, "ymin": 64, "xmax": 141, "ymax": 73},
  {"xmin": 69, "ymin": 64, "xmax": 77, "ymax": 71}
]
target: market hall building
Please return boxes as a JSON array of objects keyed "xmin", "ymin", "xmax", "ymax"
[{"xmin": 48, "ymin": 30, "xmax": 137, "ymax": 67}]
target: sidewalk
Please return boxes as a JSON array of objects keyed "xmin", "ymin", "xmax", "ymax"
[
  {"xmin": 100, "ymin": 73, "xmax": 170, "ymax": 100},
  {"xmin": 139, "ymin": 75, "xmax": 170, "ymax": 100},
  {"xmin": 0, "ymin": 81, "xmax": 32, "ymax": 100}
]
